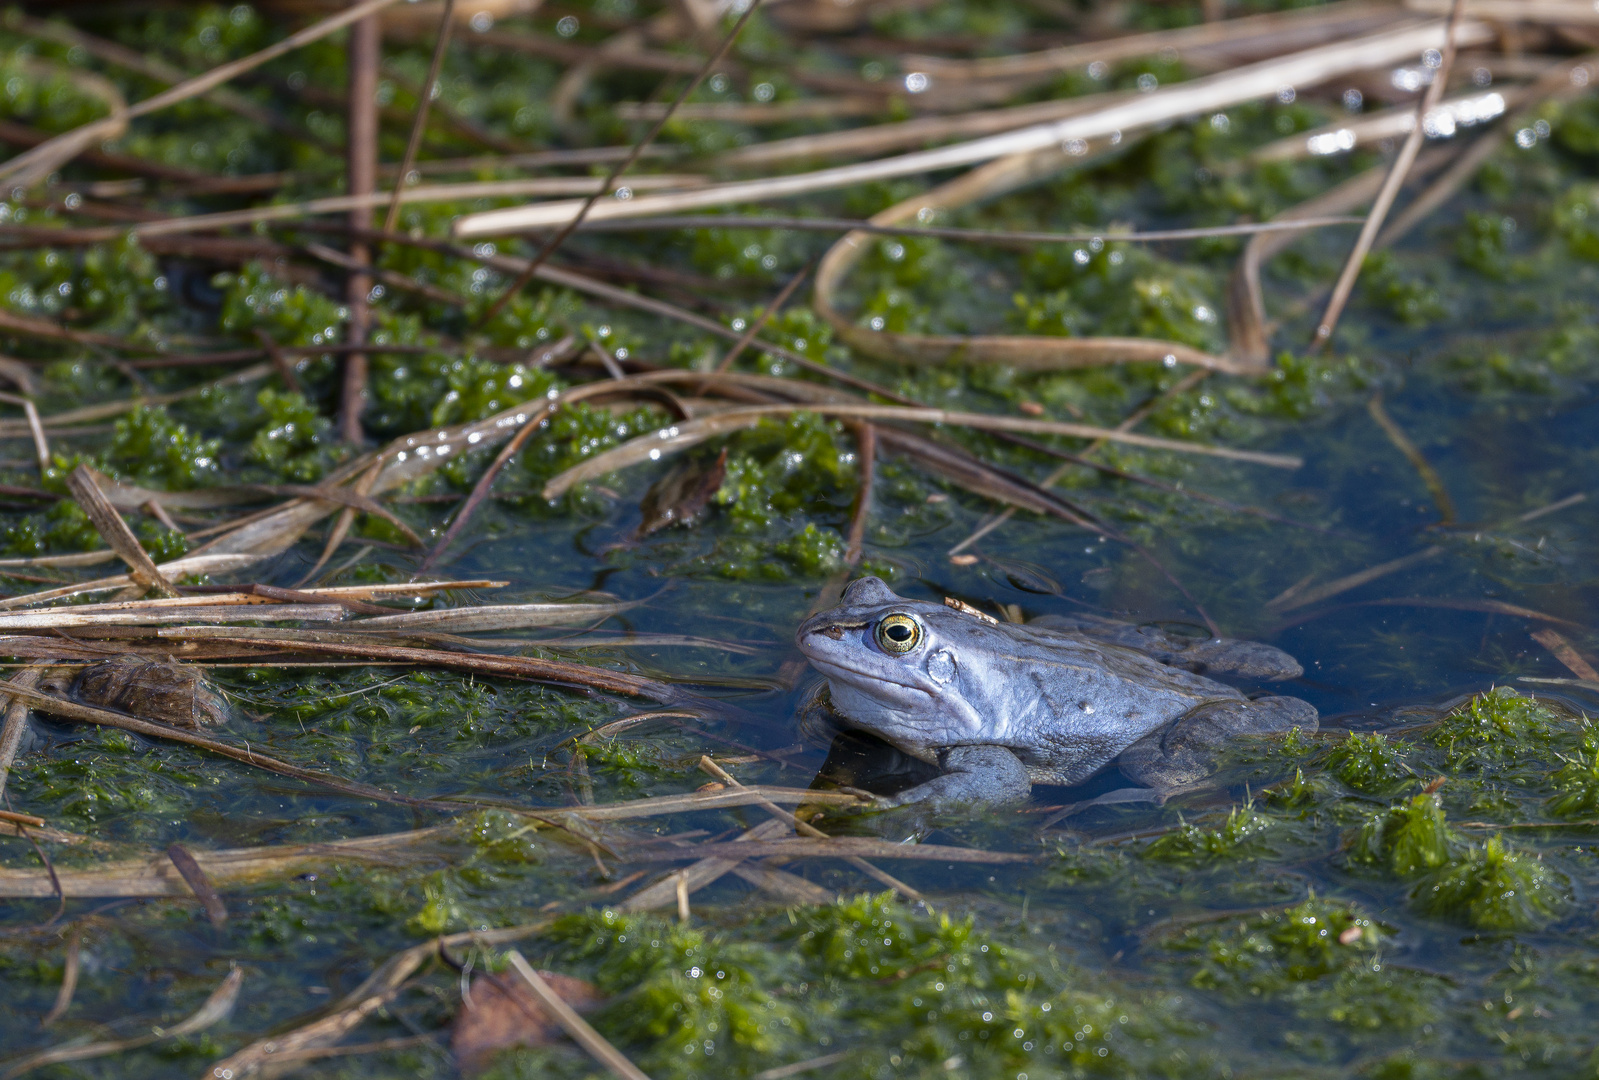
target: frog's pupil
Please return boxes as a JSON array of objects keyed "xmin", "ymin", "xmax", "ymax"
[{"xmin": 886, "ymin": 623, "xmax": 911, "ymax": 641}]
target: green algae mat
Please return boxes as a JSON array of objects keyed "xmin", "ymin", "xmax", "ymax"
[{"xmin": 1, "ymin": 1, "xmax": 1599, "ymax": 1077}]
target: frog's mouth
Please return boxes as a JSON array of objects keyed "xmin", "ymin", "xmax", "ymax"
[{"xmin": 795, "ymin": 624, "xmax": 936, "ymax": 700}]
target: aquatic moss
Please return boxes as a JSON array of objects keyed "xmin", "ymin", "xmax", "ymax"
[
  {"xmin": 1547, "ymin": 734, "xmax": 1599, "ymax": 819},
  {"xmin": 1349, "ymin": 793, "xmax": 1457, "ymax": 878},
  {"xmin": 1143, "ymin": 804, "xmax": 1275, "ymax": 862},
  {"xmin": 217, "ymin": 264, "xmax": 347, "ymax": 350},
  {"xmin": 1160, "ymin": 897, "xmax": 1445, "ymax": 1032},
  {"xmin": 546, "ymin": 907, "xmax": 807, "ymax": 1076},
  {"xmin": 244, "ymin": 388, "xmax": 334, "ymax": 482},
  {"xmin": 1411, "ymin": 835, "xmax": 1569, "ymax": 931},
  {"xmin": 1325, "ymin": 732, "xmax": 1414, "ymax": 795},
  {"xmin": 1428, "ymin": 688, "xmax": 1565, "ymax": 769}
]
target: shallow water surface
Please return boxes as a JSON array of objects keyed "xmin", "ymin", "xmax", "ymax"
[{"xmin": 2, "ymin": 5, "xmax": 1599, "ymax": 1078}]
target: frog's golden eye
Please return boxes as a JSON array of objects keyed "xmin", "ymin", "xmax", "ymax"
[{"xmin": 875, "ymin": 613, "xmax": 923, "ymax": 654}]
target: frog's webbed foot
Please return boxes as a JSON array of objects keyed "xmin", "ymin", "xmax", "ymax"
[
  {"xmin": 1117, "ymin": 694, "xmax": 1318, "ymax": 791},
  {"xmin": 1029, "ymin": 613, "xmax": 1303, "ymax": 681},
  {"xmin": 879, "ymin": 745, "xmax": 1030, "ymax": 808}
]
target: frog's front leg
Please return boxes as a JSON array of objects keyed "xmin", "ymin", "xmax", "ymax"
[
  {"xmin": 880, "ymin": 745, "xmax": 1030, "ymax": 807},
  {"xmin": 1117, "ymin": 694, "xmax": 1318, "ymax": 794}
]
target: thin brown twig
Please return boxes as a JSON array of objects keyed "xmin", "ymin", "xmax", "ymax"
[
  {"xmin": 383, "ymin": 0, "xmax": 457, "ymax": 234},
  {"xmin": 39, "ymin": 928, "xmax": 80, "ymax": 1027},
  {"xmin": 473, "ymin": 0, "xmax": 766, "ymax": 329},
  {"xmin": 1310, "ymin": 0, "xmax": 1468, "ymax": 350},
  {"xmin": 845, "ymin": 423, "xmax": 875, "ymax": 567},
  {"xmin": 341, "ymin": 7, "xmax": 381, "ymax": 445},
  {"xmin": 1367, "ymin": 392, "xmax": 1456, "ymax": 524},
  {"xmin": 420, "ymin": 404, "xmax": 553, "ymax": 571},
  {"xmin": 711, "ymin": 259, "xmax": 814, "ymax": 376}
]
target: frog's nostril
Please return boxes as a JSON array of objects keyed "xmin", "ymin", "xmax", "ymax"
[{"xmin": 816, "ymin": 625, "xmax": 846, "ymax": 640}]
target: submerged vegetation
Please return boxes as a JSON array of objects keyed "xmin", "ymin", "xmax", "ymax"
[{"xmin": 0, "ymin": 0, "xmax": 1596, "ymax": 1076}]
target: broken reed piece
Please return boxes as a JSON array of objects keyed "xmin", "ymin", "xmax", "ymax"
[
  {"xmin": 1531, "ymin": 629, "xmax": 1599, "ymax": 682},
  {"xmin": 0, "ymin": 665, "xmax": 42, "ymax": 800},
  {"xmin": 205, "ymin": 921, "xmax": 552, "ymax": 1079},
  {"xmin": 65, "ymin": 465, "xmax": 178, "ymax": 598},
  {"xmin": 165, "ymin": 842, "xmax": 229, "ymax": 928},
  {"xmin": 1367, "ymin": 393, "xmax": 1457, "ymax": 524},
  {"xmin": 539, "ymin": 402, "xmax": 1301, "ymax": 502},
  {"xmin": 453, "ymin": 19, "xmax": 1493, "ymax": 235},
  {"xmin": 0, "ymin": 391, "xmax": 49, "ymax": 478},
  {"xmin": 38, "ymin": 929, "xmax": 80, "ymax": 1028},
  {"xmin": 698, "ymin": 755, "xmax": 924, "ymax": 902},
  {"xmin": 1310, "ymin": 0, "xmax": 1469, "ymax": 350}
]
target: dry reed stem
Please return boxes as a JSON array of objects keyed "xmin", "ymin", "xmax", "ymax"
[
  {"xmin": 474, "ymin": 0, "xmax": 766, "ymax": 327},
  {"xmin": 1367, "ymin": 393, "xmax": 1457, "ymax": 523},
  {"xmin": 810, "ymin": 142, "xmax": 1253, "ymax": 374},
  {"xmin": 1531, "ymin": 629, "xmax": 1599, "ymax": 682},
  {"xmin": 205, "ymin": 919, "xmax": 547, "ymax": 1078},
  {"xmin": 383, "ymin": 0, "xmax": 457, "ymax": 234},
  {"xmin": 541, "ymin": 402, "xmax": 1300, "ymax": 501},
  {"xmin": 0, "ymin": 666, "xmax": 41, "ymax": 801},
  {"xmin": 620, "ymin": 818, "xmax": 789, "ymax": 912},
  {"xmin": 0, "ymin": 827, "xmax": 453, "ymax": 898},
  {"xmin": 638, "ymin": 837, "xmax": 1035, "ymax": 863},
  {"xmin": 1224, "ymin": 147, "xmax": 1457, "ymax": 366},
  {"xmin": 505, "ymin": 950, "xmax": 653, "ymax": 1080},
  {"xmin": 575, "ymin": 213, "xmax": 1367, "ymax": 245},
  {"xmin": 1311, "ymin": 0, "xmax": 1468, "ymax": 350},
  {"xmin": 1376, "ymin": 55, "xmax": 1599, "ymax": 247},
  {"xmin": 164, "ymin": 842, "xmax": 228, "ymax": 928},
  {"xmin": 0, "ymin": 393, "xmax": 49, "ymax": 479},
  {"xmin": 1266, "ymin": 547, "xmax": 1446, "ymax": 613},
  {"xmin": 699, "ymin": 756, "xmax": 923, "ymax": 901},
  {"xmin": 0, "ymin": 0, "xmax": 408, "ymax": 187},
  {"xmin": 455, "ymin": 20, "xmax": 1490, "ymax": 235},
  {"xmin": 37, "ymin": 929, "xmax": 78, "ymax": 1028},
  {"xmin": 903, "ymin": 0, "xmax": 1404, "ymax": 81},
  {"xmin": 65, "ymin": 465, "xmax": 178, "ymax": 597}
]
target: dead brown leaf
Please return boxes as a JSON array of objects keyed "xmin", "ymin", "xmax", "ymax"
[{"xmin": 452, "ymin": 970, "xmax": 604, "ymax": 1075}]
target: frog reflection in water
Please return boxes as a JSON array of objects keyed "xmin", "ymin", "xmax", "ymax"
[{"xmin": 795, "ymin": 577, "xmax": 1316, "ymax": 807}]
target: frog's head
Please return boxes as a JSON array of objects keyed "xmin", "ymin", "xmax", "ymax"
[{"xmin": 795, "ymin": 576, "xmax": 1004, "ymax": 751}]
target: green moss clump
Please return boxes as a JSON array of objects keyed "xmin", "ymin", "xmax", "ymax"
[
  {"xmin": 546, "ymin": 907, "xmax": 806, "ymax": 1075},
  {"xmin": 1143, "ymin": 804, "xmax": 1274, "ymax": 862},
  {"xmin": 537, "ymin": 894, "xmax": 1194, "ymax": 1080},
  {"xmin": 1350, "ymin": 793, "xmax": 1457, "ymax": 877},
  {"xmin": 1160, "ymin": 897, "xmax": 1443, "ymax": 1031},
  {"xmin": 1429, "ymin": 688, "xmax": 1563, "ymax": 769},
  {"xmin": 1359, "ymin": 251, "xmax": 1448, "ymax": 327},
  {"xmin": 1325, "ymin": 732, "xmax": 1413, "ymax": 794},
  {"xmin": 1455, "ymin": 211, "xmax": 1521, "ymax": 278},
  {"xmin": 103, "ymin": 405, "xmax": 221, "ymax": 490},
  {"xmin": 245, "ymin": 388, "xmax": 334, "ymax": 482},
  {"xmin": 217, "ymin": 265, "xmax": 347, "ymax": 349},
  {"xmin": 1547, "ymin": 734, "xmax": 1599, "ymax": 818},
  {"xmin": 1410, "ymin": 835, "xmax": 1569, "ymax": 930}
]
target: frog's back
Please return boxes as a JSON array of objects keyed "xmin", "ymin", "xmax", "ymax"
[{"xmin": 981, "ymin": 623, "xmax": 1241, "ymax": 784}]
